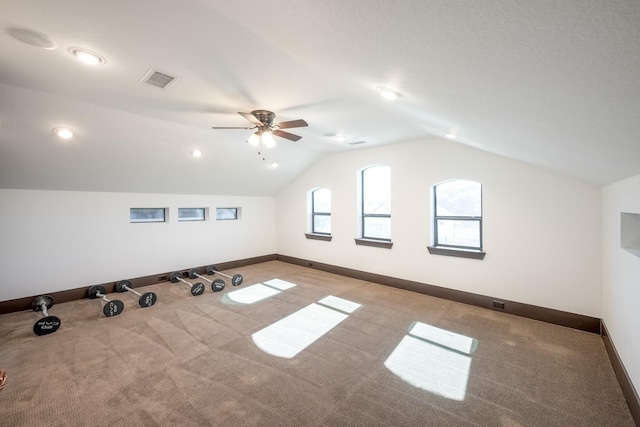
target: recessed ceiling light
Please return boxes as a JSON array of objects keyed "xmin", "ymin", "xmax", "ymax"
[
  {"xmin": 445, "ymin": 132, "xmax": 457, "ymax": 139},
  {"xmin": 69, "ymin": 48, "xmax": 106, "ymax": 65},
  {"xmin": 334, "ymin": 134, "xmax": 347, "ymax": 142},
  {"xmin": 191, "ymin": 149, "xmax": 203, "ymax": 158},
  {"xmin": 269, "ymin": 162, "xmax": 279, "ymax": 168},
  {"xmin": 6, "ymin": 27, "xmax": 57, "ymax": 49},
  {"xmin": 52, "ymin": 127, "xmax": 75, "ymax": 139},
  {"xmin": 377, "ymin": 86, "xmax": 404, "ymax": 100}
]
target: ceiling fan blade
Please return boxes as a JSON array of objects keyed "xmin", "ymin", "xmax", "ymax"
[
  {"xmin": 272, "ymin": 129, "xmax": 302, "ymax": 142},
  {"xmin": 238, "ymin": 112, "xmax": 263, "ymax": 125},
  {"xmin": 276, "ymin": 119, "xmax": 308, "ymax": 129},
  {"xmin": 211, "ymin": 126, "xmax": 254, "ymax": 129}
]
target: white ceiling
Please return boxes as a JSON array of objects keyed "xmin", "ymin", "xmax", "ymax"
[{"xmin": 1, "ymin": 0, "xmax": 639, "ymax": 196}]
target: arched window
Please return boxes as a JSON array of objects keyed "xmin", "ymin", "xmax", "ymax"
[
  {"xmin": 360, "ymin": 165, "xmax": 391, "ymax": 241},
  {"xmin": 430, "ymin": 180, "xmax": 484, "ymax": 258}
]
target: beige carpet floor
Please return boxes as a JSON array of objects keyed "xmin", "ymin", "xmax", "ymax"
[{"xmin": 0, "ymin": 261, "xmax": 634, "ymax": 426}]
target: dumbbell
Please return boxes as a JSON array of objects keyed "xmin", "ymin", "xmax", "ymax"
[
  {"xmin": 170, "ymin": 272, "xmax": 206, "ymax": 296},
  {"xmin": 31, "ymin": 295, "xmax": 61, "ymax": 336},
  {"xmin": 205, "ymin": 265, "xmax": 243, "ymax": 286},
  {"xmin": 88, "ymin": 285, "xmax": 125, "ymax": 317},
  {"xmin": 188, "ymin": 268, "xmax": 226, "ymax": 292},
  {"xmin": 115, "ymin": 280, "xmax": 157, "ymax": 307}
]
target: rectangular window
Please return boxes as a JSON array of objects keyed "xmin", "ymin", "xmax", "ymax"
[
  {"xmin": 312, "ymin": 188, "xmax": 331, "ymax": 235},
  {"xmin": 363, "ymin": 216, "xmax": 391, "ymax": 240},
  {"xmin": 130, "ymin": 208, "xmax": 166, "ymax": 223},
  {"xmin": 436, "ymin": 219, "xmax": 481, "ymax": 248},
  {"xmin": 362, "ymin": 165, "xmax": 391, "ymax": 240},
  {"xmin": 313, "ymin": 215, "xmax": 331, "ymax": 234},
  {"xmin": 432, "ymin": 180, "xmax": 483, "ymax": 253},
  {"xmin": 178, "ymin": 208, "xmax": 206, "ymax": 222},
  {"xmin": 216, "ymin": 207, "xmax": 239, "ymax": 220}
]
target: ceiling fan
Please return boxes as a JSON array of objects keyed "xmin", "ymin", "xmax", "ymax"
[{"xmin": 212, "ymin": 110, "xmax": 308, "ymax": 148}]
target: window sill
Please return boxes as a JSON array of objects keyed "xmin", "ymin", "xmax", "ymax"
[
  {"xmin": 355, "ymin": 238, "xmax": 393, "ymax": 249},
  {"xmin": 305, "ymin": 233, "xmax": 332, "ymax": 242},
  {"xmin": 427, "ymin": 246, "xmax": 485, "ymax": 260}
]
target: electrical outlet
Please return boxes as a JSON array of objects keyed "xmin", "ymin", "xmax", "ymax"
[
  {"xmin": 158, "ymin": 275, "xmax": 168, "ymax": 281},
  {"xmin": 308, "ymin": 262, "xmax": 313, "ymax": 267},
  {"xmin": 493, "ymin": 300, "xmax": 505, "ymax": 309}
]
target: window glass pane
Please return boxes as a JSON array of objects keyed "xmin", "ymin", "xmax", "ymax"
[
  {"xmin": 130, "ymin": 208, "xmax": 165, "ymax": 223},
  {"xmin": 363, "ymin": 166, "xmax": 391, "ymax": 215},
  {"xmin": 364, "ymin": 216, "xmax": 391, "ymax": 240},
  {"xmin": 436, "ymin": 180, "xmax": 481, "ymax": 217},
  {"xmin": 216, "ymin": 208, "xmax": 238, "ymax": 220},
  {"xmin": 313, "ymin": 188, "xmax": 331, "ymax": 213},
  {"xmin": 437, "ymin": 220, "xmax": 480, "ymax": 248},
  {"xmin": 178, "ymin": 208, "xmax": 205, "ymax": 221},
  {"xmin": 313, "ymin": 215, "xmax": 331, "ymax": 234}
]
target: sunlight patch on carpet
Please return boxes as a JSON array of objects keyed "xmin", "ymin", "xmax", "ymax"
[
  {"xmin": 225, "ymin": 279, "xmax": 297, "ymax": 305},
  {"xmin": 252, "ymin": 296, "xmax": 361, "ymax": 358},
  {"xmin": 384, "ymin": 322, "xmax": 477, "ymax": 401}
]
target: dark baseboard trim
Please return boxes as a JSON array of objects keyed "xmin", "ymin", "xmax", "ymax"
[
  {"xmin": 275, "ymin": 254, "xmax": 601, "ymax": 334},
  {"xmin": 601, "ymin": 321, "xmax": 640, "ymax": 425},
  {"xmin": 0, "ymin": 254, "xmax": 276, "ymax": 316},
  {"xmin": 0, "ymin": 252, "xmax": 601, "ymax": 334}
]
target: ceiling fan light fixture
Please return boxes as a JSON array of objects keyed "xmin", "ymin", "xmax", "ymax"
[
  {"xmin": 261, "ymin": 131, "xmax": 276, "ymax": 148},
  {"xmin": 248, "ymin": 132, "xmax": 261, "ymax": 147}
]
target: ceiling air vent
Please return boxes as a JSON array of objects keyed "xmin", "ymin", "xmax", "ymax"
[
  {"xmin": 348, "ymin": 141, "xmax": 366, "ymax": 146},
  {"xmin": 139, "ymin": 68, "xmax": 178, "ymax": 89}
]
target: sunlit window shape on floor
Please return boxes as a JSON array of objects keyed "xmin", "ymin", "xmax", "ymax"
[
  {"xmin": 225, "ymin": 279, "xmax": 297, "ymax": 305},
  {"xmin": 252, "ymin": 296, "xmax": 362, "ymax": 359},
  {"xmin": 384, "ymin": 321, "xmax": 478, "ymax": 401}
]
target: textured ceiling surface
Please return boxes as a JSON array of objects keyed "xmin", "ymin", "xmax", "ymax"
[{"xmin": 1, "ymin": 0, "xmax": 639, "ymax": 195}]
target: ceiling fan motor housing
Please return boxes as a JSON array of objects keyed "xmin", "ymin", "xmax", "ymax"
[{"xmin": 251, "ymin": 110, "xmax": 276, "ymax": 126}]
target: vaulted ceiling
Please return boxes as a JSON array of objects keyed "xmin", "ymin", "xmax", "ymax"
[{"xmin": 1, "ymin": 0, "xmax": 639, "ymax": 196}]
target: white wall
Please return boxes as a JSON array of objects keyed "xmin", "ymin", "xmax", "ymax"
[
  {"xmin": 276, "ymin": 138, "xmax": 602, "ymax": 317},
  {"xmin": 0, "ymin": 189, "xmax": 276, "ymax": 301},
  {"xmin": 603, "ymin": 174, "xmax": 640, "ymax": 396}
]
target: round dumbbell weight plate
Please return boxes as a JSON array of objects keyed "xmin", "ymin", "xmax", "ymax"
[
  {"xmin": 88, "ymin": 285, "xmax": 107, "ymax": 299},
  {"xmin": 232, "ymin": 274, "xmax": 243, "ymax": 286},
  {"xmin": 31, "ymin": 295, "xmax": 54, "ymax": 311},
  {"xmin": 115, "ymin": 280, "xmax": 132, "ymax": 293},
  {"xmin": 138, "ymin": 292, "xmax": 157, "ymax": 307},
  {"xmin": 33, "ymin": 315, "xmax": 61, "ymax": 336},
  {"xmin": 191, "ymin": 282, "xmax": 205, "ymax": 296},
  {"xmin": 211, "ymin": 278, "xmax": 225, "ymax": 292},
  {"xmin": 103, "ymin": 300, "xmax": 125, "ymax": 317},
  {"xmin": 206, "ymin": 265, "xmax": 217, "ymax": 275},
  {"xmin": 188, "ymin": 268, "xmax": 200, "ymax": 280}
]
